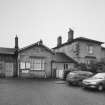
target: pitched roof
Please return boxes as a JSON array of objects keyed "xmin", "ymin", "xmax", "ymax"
[
  {"xmin": 53, "ymin": 52, "xmax": 77, "ymax": 63},
  {"xmin": 0, "ymin": 47, "xmax": 15, "ymax": 55},
  {"xmin": 19, "ymin": 41, "xmax": 54, "ymax": 54},
  {"xmin": 53, "ymin": 37, "xmax": 104, "ymax": 49}
]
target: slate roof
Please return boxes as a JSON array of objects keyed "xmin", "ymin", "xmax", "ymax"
[
  {"xmin": 0, "ymin": 47, "xmax": 15, "ymax": 55},
  {"xmin": 19, "ymin": 41, "xmax": 54, "ymax": 54},
  {"xmin": 53, "ymin": 52, "xmax": 77, "ymax": 63},
  {"xmin": 53, "ymin": 37, "xmax": 104, "ymax": 49}
]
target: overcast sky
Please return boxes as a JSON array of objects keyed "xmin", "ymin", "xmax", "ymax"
[{"xmin": 0, "ymin": 0, "xmax": 105, "ymax": 48}]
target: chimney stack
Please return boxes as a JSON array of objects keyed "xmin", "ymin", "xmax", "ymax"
[
  {"xmin": 57, "ymin": 36, "xmax": 62, "ymax": 47},
  {"xmin": 15, "ymin": 35, "xmax": 18, "ymax": 49},
  {"xmin": 68, "ymin": 28, "xmax": 74, "ymax": 42},
  {"xmin": 15, "ymin": 35, "xmax": 19, "ymax": 77}
]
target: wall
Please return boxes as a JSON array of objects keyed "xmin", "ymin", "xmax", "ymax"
[
  {"xmin": 52, "ymin": 62, "xmax": 75, "ymax": 70},
  {"xmin": 54, "ymin": 41, "xmax": 102, "ymax": 64},
  {"xmin": 54, "ymin": 42, "xmax": 77, "ymax": 60},
  {"xmin": 79, "ymin": 41, "xmax": 102, "ymax": 63}
]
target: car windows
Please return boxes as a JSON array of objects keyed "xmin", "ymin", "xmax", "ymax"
[{"xmin": 93, "ymin": 73, "xmax": 105, "ymax": 79}]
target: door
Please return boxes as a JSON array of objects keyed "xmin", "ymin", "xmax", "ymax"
[
  {"xmin": 56, "ymin": 69, "xmax": 64, "ymax": 79},
  {"xmin": 5, "ymin": 63, "xmax": 14, "ymax": 77},
  {"xmin": 0, "ymin": 61, "xmax": 4, "ymax": 77}
]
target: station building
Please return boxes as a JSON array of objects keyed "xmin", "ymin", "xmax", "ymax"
[{"xmin": 0, "ymin": 29, "xmax": 105, "ymax": 78}]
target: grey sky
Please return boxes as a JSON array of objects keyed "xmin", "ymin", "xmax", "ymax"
[{"xmin": 0, "ymin": 0, "xmax": 105, "ymax": 48}]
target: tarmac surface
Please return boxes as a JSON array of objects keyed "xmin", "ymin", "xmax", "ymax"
[{"xmin": 0, "ymin": 78, "xmax": 105, "ymax": 105}]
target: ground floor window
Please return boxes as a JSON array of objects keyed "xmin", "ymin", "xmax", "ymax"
[
  {"xmin": 20, "ymin": 58, "xmax": 45, "ymax": 71},
  {"xmin": 30, "ymin": 58, "xmax": 45, "ymax": 71},
  {"xmin": 20, "ymin": 62, "xmax": 30, "ymax": 69}
]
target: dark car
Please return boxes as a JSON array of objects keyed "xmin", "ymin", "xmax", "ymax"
[
  {"xmin": 66, "ymin": 71, "xmax": 93, "ymax": 86},
  {"xmin": 82, "ymin": 73, "xmax": 105, "ymax": 91}
]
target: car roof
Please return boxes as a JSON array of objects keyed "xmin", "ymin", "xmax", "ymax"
[{"xmin": 94, "ymin": 73, "xmax": 105, "ymax": 76}]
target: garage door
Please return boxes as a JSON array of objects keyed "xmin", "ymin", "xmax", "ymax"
[{"xmin": 5, "ymin": 63, "xmax": 14, "ymax": 77}]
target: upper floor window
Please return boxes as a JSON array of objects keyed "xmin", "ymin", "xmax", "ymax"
[{"xmin": 88, "ymin": 45, "xmax": 94, "ymax": 54}]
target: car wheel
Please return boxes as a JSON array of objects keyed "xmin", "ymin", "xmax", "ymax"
[{"xmin": 98, "ymin": 85, "xmax": 103, "ymax": 91}]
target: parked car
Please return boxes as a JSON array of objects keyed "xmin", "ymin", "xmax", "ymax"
[
  {"xmin": 63, "ymin": 68, "xmax": 77, "ymax": 80},
  {"xmin": 66, "ymin": 71, "xmax": 93, "ymax": 86},
  {"xmin": 82, "ymin": 73, "xmax": 105, "ymax": 91}
]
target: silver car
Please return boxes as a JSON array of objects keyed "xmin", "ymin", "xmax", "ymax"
[{"xmin": 82, "ymin": 73, "xmax": 105, "ymax": 91}]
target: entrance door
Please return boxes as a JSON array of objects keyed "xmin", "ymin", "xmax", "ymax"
[
  {"xmin": 56, "ymin": 69, "xmax": 64, "ymax": 79},
  {"xmin": 5, "ymin": 63, "xmax": 14, "ymax": 77}
]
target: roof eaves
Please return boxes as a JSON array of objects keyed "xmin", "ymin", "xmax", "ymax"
[{"xmin": 76, "ymin": 37, "xmax": 104, "ymax": 44}]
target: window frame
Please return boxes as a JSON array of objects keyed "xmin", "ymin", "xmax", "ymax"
[
  {"xmin": 30, "ymin": 58, "xmax": 45, "ymax": 71},
  {"xmin": 88, "ymin": 45, "xmax": 94, "ymax": 54},
  {"xmin": 20, "ymin": 62, "xmax": 30, "ymax": 70}
]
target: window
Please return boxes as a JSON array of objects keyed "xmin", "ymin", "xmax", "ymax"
[
  {"xmin": 20, "ymin": 62, "xmax": 25, "ymax": 69},
  {"xmin": 26, "ymin": 62, "xmax": 30, "ymax": 69},
  {"xmin": 86, "ymin": 60, "xmax": 90, "ymax": 65},
  {"xmin": 20, "ymin": 62, "xmax": 30, "ymax": 69},
  {"xmin": 30, "ymin": 58, "xmax": 45, "ymax": 70},
  {"xmin": 64, "ymin": 64, "xmax": 68, "ymax": 70},
  {"xmin": 88, "ymin": 45, "xmax": 93, "ymax": 54}
]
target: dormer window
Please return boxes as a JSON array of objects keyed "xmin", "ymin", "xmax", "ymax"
[{"xmin": 88, "ymin": 45, "xmax": 93, "ymax": 54}]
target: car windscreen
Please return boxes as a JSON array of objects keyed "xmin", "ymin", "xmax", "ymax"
[{"xmin": 93, "ymin": 73, "xmax": 105, "ymax": 79}]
